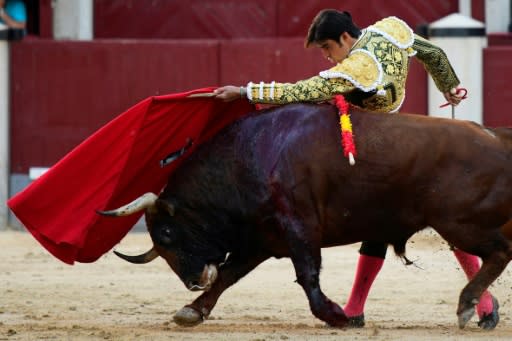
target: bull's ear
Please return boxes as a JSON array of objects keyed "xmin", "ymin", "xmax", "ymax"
[{"xmin": 156, "ymin": 199, "xmax": 175, "ymax": 216}]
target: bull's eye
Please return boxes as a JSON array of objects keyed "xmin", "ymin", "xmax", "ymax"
[{"xmin": 155, "ymin": 226, "xmax": 174, "ymax": 246}]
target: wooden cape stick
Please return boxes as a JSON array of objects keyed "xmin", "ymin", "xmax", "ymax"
[{"xmin": 187, "ymin": 93, "xmax": 216, "ymax": 98}]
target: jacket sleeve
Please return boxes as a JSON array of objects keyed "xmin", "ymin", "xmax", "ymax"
[
  {"xmin": 246, "ymin": 76, "xmax": 356, "ymax": 104},
  {"xmin": 412, "ymin": 34, "xmax": 460, "ymax": 93}
]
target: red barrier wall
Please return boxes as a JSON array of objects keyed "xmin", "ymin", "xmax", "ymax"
[
  {"xmin": 483, "ymin": 47, "xmax": 512, "ymax": 127},
  {"xmin": 10, "ymin": 38, "xmax": 429, "ymax": 174},
  {"xmin": 10, "ymin": 40, "xmax": 220, "ymax": 173},
  {"xmin": 94, "ymin": 0, "xmax": 458, "ymax": 39},
  {"xmin": 94, "ymin": 0, "xmax": 280, "ymax": 39},
  {"xmin": 277, "ymin": 0, "xmax": 458, "ymax": 36},
  {"xmin": 219, "ymin": 38, "xmax": 330, "ymax": 85}
]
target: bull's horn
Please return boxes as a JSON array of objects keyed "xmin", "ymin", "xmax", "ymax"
[
  {"xmin": 114, "ymin": 247, "xmax": 159, "ymax": 264},
  {"xmin": 97, "ymin": 192, "xmax": 158, "ymax": 216}
]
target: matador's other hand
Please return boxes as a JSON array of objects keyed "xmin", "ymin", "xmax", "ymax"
[{"xmin": 443, "ymin": 87, "xmax": 467, "ymax": 106}]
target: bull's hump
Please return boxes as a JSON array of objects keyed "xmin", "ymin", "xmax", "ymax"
[{"xmin": 234, "ymin": 103, "xmax": 338, "ymax": 173}]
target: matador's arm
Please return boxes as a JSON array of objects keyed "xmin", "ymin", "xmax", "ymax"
[
  {"xmin": 412, "ymin": 34, "xmax": 460, "ymax": 93},
  {"xmin": 246, "ymin": 76, "xmax": 356, "ymax": 104}
]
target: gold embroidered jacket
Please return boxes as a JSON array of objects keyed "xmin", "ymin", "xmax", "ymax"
[{"xmin": 246, "ymin": 16, "xmax": 460, "ymax": 113}]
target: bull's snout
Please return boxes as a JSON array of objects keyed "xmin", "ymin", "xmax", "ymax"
[{"xmin": 187, "ymin": 264, "xmax": 218, "ymax": 291}]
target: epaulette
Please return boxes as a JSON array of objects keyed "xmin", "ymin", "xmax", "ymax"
[
  {"xmin": 319, "ymin": 49, "xmax": 383, "ymax": 92},
  {"xmin": 367, "ymin": 16, "xmax": 415, "ymax": 52}
]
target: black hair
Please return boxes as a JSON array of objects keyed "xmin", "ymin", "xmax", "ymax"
[{"xmin": 305, "ymin": 9, "xmax": 361, "ymax": 47}]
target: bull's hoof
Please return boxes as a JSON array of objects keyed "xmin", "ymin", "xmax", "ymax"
[
  {"xmin": 346, "ymin": 314, "xmax": 365, "ymax": 328},
  {"xmin": 478, "ymin": 296, "xmax": 500, "ymax": 330},
  {"xmin": 325, "ymin": 314, "xmax": 362, "ymax": 328},
  {"xmin": 457, "ymin": 305, "xmax": 476, "ymax": 329},
  {"xmin": 173, "ymin": 306, "xmax": 204, "ymax": 327}
]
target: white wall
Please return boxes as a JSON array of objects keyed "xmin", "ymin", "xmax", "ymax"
[
  {"xmin": 428, "ymin": 14, "xmax": 486, "ymax": 124},
  {"xmin": 428, "ymin": 36, "xmax": 486, "ymax": 123},
  {"xmin": 53, "ymin": 0, "xmax": 94, "ymax": 40},
  {"xmin": 486, "ymin": 0, "xmax": 511, "ymax": 33},
  {"xmin": 0, "ymin": 41, "xmax": 9, "ymax": 228},
  {"xmin": 459, "ymin": 0, "xmax": 472, "ymax": 17}
]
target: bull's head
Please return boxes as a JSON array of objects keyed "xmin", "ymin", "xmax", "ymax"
[{"xmin": 98, "ymin": 192, "xmax": 225, "ymax": 292}]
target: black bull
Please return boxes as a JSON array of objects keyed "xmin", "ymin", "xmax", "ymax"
[{"xmin": 100, "ymin": 103, "xmax": 512, "ymax": 329}]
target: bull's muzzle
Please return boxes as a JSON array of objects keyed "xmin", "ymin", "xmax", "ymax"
[{"xmin": 188, "ymin": 264, "xmax": 218, "ymax": 291}]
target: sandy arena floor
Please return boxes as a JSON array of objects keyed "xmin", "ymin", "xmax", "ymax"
[{"xmin": 1, "ymin": 229, "xmax": 512, "ymax": 340}]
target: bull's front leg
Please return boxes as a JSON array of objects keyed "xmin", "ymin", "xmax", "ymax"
[
  {"xmin": 173, "ymin": 252, "xmax": 268, "ymax": 327},
  {"xmin": 278, "ymin": 213, "xmax": 348, "ymax": 327},
  {"xmin": 289, "ymin": 239, "xmax": 348, "ymax": 327}
]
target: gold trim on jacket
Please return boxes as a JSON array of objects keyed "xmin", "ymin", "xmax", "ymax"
[{"xmin": 247, "ymin": 16, "xmax": 459, "ymax": 113}]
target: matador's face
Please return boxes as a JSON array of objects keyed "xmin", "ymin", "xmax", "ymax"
[{"xmin": 316, "ymin": 32, "xmax": 355, "ymax": 64}]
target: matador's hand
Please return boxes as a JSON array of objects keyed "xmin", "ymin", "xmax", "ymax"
[
  {"xmin": 214, "ymin": 86, "xmax": 246, "ymax": 102},
  {"xmin": 443, "ymin": 87, "xmax": 467, "ymax": 106}
]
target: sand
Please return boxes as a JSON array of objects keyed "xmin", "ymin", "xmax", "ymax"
[{"xmin": 1, "ymin": 229, "xmax": 511, "ymax": 340}]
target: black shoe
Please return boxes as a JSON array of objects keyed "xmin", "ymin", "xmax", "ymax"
[
  {"xmin": 346, "ymin": 314, "xmax": 365, "ymax": 328},
  {"xmin": 477, "ymin": 296, "xmax": 500, "ymax": 330}
]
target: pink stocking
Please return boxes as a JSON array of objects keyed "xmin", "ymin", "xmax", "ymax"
[
  {"xmin": 343, "ymin": 254, "xmax": 384, "ymax": 317},
  {"xmin": 453, "ymin": 249, "xmax": 493, "ymax": 318}
]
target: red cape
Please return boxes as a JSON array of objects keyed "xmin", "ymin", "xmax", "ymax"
[{"xmin": 7, "ymin": 88, "xmax": 255, "ymax": 264}]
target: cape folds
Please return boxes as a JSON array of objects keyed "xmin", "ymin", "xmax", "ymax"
[{"xmin": 7, "ymin": 88, "xmax": 254, "ymax": 264}]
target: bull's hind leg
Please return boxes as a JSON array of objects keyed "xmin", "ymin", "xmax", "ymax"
[
  {"xmin": 456, "ymin": 240, "xmax": 511, "ymax": 329},
  {"xmin": 452, "ymin": 248, "xmax": 500, "ymax": 329}
]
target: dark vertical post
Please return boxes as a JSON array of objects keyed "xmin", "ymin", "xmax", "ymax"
[{"xmin": 509, "ymin": 0, "xmax": 512, "ymax": 32}]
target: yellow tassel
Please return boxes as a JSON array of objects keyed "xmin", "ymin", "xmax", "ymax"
[{"xmin": 340, "ymin": 114, "xmax": 353, "ymax": 133}]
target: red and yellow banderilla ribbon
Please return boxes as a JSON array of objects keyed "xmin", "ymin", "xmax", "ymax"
[{"xmin": 334, "ymin": 95, "xmax": 356, "ymax": 166}]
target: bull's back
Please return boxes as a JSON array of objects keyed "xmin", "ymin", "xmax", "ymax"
[
  {"xmin": 235, "ymin": 105, "xmax": 425, "ymax": 192},
  {"xmin": 234, "ymin": 104, "xmax": 510, "ymax": 190},
  {"xmin": 235, "ymin": 105, "xmax": 512, "ymax": 240}
]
